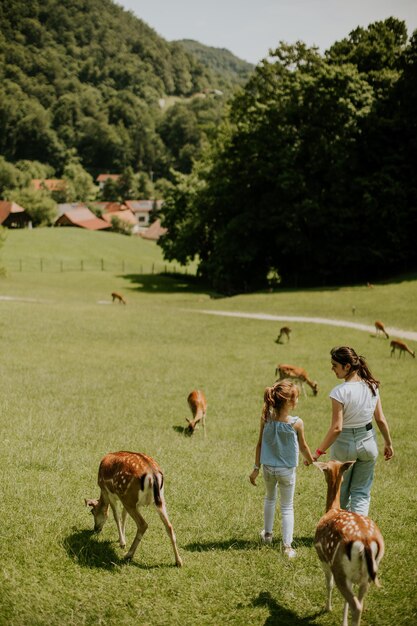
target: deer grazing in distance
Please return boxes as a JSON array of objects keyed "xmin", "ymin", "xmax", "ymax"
[
  {"xmin": 111, "ymin": 291, "xmax": 126, "ymax": 304},
  {"xmin": 314, "ymin": 460, "xmax": 385, "ymax": 626},
  {"xmin": 275, "ymin": 364, "xmax": 318, "ymax": 396},
  {"xmin": 186, "ymin": 390, "xmax": 207, "ymax": 436},
  {"xmin": 375, "ymin": 320, "xmax": 389, "ymax": 339},
  {"xmin": 85, "ymin": 451, "xmax": 183, "ymax": 567},
  {"xmin": 390, "ymin": 339, "xmax": 415, "ymax": 358},
  {"xmin": 275, "ymin": 326, "xmax": 291, "ymax": 343}
]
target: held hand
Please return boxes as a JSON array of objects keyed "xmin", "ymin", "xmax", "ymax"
[{"xmin": 249, "ymin": 469, "xmax": 259, "ymax": 485}]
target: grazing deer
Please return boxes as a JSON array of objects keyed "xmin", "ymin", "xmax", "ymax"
[
  {"xmin": 275, "ymin": 364, "xmax": 318, "ymax": 396},
  {"xmin": 186, "ymin": 390, "xmax": 207, "ymax": 436},
  {"xmin": 390, "ymin": 339, "xmax": 415, "ymax": 358},
  {"xmin": 111, "ymin": 291, "xmax": 126, "ymax": 304},
  {"xmin": 375, "ymin": 320, "xmax": 389, "ymax": 339},
  {"xmin": 85, "ymin": 451, "xmax": 183, "ymax": 567},
  {"xmin": 275, "ymin": 326, "xmax": 291, "ymax": 343},
  {"xmin": 314, "ymin": 460, "xmax": 385, "ymax": 626}
]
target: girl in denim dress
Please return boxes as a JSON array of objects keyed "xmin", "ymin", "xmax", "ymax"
[
  {"xmin": 249, "ymin": 380, "xmax": 314, "ymax": 558},
  {"xmin": 311, "ymin": 346, "xmax": 394, "ymax": 515}
]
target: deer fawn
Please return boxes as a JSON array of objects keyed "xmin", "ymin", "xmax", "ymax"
[
  {"xmin": 85, "ymin": 451, "xmax": 183, "ymax": 566},
  {"xmin": 375, "ymin": 320, "xmax": 389, "ymax": 339},
  {"xmin": 111, "ymin": 291, "xmax": 126, "ymax": 304},
  {"xmin": 186, "ymin": 390, "xmax": 207, "ymax": 436},
  {"xmin": 275, "ymin": 326, "xmax": 291, "ymax": 343},
  {"xmin": 390, "ymin": 339, "xmax": 415, "ymax": 358},
  {"xmin": 314, "ymin": 460, "xmax": 384, "ymax": 626},
  {"xmin": 275, "ymin": 364, "xmax": 318, "ymax": 396}
]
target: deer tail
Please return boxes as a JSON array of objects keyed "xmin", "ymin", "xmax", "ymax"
[
  {"xmin": 152, "ymin": 472, "xmax": 164, "ymax": 507},
  {"xmin": 364, "ymin": 544, "xmax": 381, "ymax": 587}
]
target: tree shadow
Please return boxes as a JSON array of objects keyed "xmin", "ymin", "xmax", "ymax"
[
  {"xmin": 63, "ymin": 528, "xmax": 121, "ymax": 570},
  {"xmin": 249, "ymin": 591, "xmax": 324, "ymax": 625},
  {"xmin": 121, "ymin": 272, "xmax": 223, "ymax": 297}
]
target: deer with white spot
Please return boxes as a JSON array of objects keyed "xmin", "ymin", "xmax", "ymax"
[
  {"xmin": 186, "ymin": 389, "xmax": 207, "ymax": 436},
  {"xmin": 390, "ymin": 339, "xmax": 415, "ymax": 358},
  {"xmin": 314, "ymin": 460, "xmax": 384, "ymax": 626},
  {"xmin": 85, "ymin": 451, "xmax": 182, "ymax": 566},
  {"xmin": 275, "ymin": 364, "xmax": 318, "ymax": 396},
  {"xmin": 374, "ymin": 320, "xmax": 389, "ymax": 339}
]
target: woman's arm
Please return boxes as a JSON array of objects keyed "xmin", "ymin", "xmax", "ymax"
[
  {"xmin": 249, "ymin": 417, "xmax": 265, "ymax": 485},
  {"xmin": 307, "ymin": 399, "xmax": 343, "ymax": 463},
  {"xmin": 294, "ymin": 419, "xmax": 315, "ymax": 464},
  {"xmin": 373, "ymin": 397, "xmax": 394, "ymax": 460}
]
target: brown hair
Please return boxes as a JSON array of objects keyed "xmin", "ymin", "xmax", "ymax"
[
  {"xmin": 262, "ymin": 379, "xmax": 299, "ymax": 420},
  {"xmin": 330, "ymin": 346, "xmax": 380, "ymax": 396}
]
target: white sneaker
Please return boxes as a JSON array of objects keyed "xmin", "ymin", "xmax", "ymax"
[
  {"xmin": 283, "ymin": 546, "xmax": 297, "ymax": 559},
  {"xmin": 260, "ymin": 530, "xmax": 273, "ymax": 544}
]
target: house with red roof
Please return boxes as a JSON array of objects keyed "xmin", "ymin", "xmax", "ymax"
[
  {"xmin": 55, "ymin": 207, "xmax": 110, "ymax": 230},
  {"xmin": 31, "ymin": 179, "xmax": 67, "ymax": 192},
  {"xmin": 0, "ymin": 201, "xmax": 31, "ymax": 228},
  {"xmin": 96, "ymin": 174, "xmax": 121, "ymax": 190},
  {"xmin": 125, "ymin": 199, "xmax": 163, "ymax": 226},
  {"xmin": 139, "ymin": 219, "xmax": 167, "ymax": 241}
]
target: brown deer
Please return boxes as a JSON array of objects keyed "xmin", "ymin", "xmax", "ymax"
[
  {"xmin": 186, "ymin": 390, "xmax": 207, "ymax": 436},
  {"xmin": 314, "ymin": 460, "xmax": 384, "ymax": 626},
  {"xmin": 275, "ymin": 364, "xmax": 318, "ymax": 396},
  {"xmin": 85, "ymin": 451, "xmax": 182, "ymax": 566},
  {"xmin": 390, "ymin": 339, "xmax": 415, "ymax": 358},
  {"xmin": 275, "ymin": 326, "xmax": 291, "ymax": 343},
  {"xmin": 111, "ymin": 291, "xmax": 126, "ymax": 304},
  {"xmin": 375, "ymin": 320, "xmax": 389, "ymax": 339}
]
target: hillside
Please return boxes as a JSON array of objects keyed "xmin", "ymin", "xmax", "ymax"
[
  {"xmin": 0, "ymin": 0, "xmax": 253, "ymax": 180},
  {"xmin": 177, "ymin": 39, "xmax": 254, "ymax": 87}
]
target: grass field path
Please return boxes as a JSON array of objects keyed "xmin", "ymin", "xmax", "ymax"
[{"xmin": 195, "ymin": 309, "xmax": 417, "ymax": 341}]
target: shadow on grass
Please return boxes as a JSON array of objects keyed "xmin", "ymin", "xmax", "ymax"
[
  {"xmin": 185, "ymin": 536, "xmax": 315, "ymax": 553},
  {"xmin": 121, "ymin": 272, "xmax": 223, "ymax": 297},
  {"xmin": 63, "ymin": 529, "xmax": 121, "ymax": 570},
  {"xmin": 250, "ymin": 591, "xmax": 324, "ymax": 625}
]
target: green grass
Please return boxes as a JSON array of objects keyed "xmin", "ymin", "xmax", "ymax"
[{"xmin": 0, "ymin": 230, "xmax": 416, "ymax": 625}]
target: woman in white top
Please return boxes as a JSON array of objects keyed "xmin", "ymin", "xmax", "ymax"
[{"xmin": 311, "ymin": 346, "xmax": 394, "ymax": 515}]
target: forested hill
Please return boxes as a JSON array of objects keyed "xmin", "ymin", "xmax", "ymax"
[
  {"xmin": 177, "ymin": 39, "xmax": 254, "ymax": 86},
  {"xmin": 0, "ymin": 0, "xmax": 252, "ymax": 178}
]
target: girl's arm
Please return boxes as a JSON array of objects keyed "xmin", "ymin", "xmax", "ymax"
[
  {"xmin": 310, "ymin": 399, "xmax": 343, "ymax": 462},
  {"xmin": 294, "ymin": 419, "xmax": 315, "ymax": 464},
  {"xmin": 373, "ymin": 397, "xmax": 394, "ymax": 460},
  {"xmin": 249, "ymin": 417, "xmax": 265, "ymax": 486}
]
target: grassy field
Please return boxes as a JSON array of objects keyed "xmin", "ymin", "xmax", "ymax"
[{"xmin": 0, "ymin": 230, "xmax": 416, "ymax": 625}]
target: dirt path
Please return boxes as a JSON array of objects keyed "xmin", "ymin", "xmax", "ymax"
[{"xmin": 196, "ymin": 309, "xmax": 417, "ymax": 342}]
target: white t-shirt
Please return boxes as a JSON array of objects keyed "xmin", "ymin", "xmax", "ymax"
[{"xmin": 329, "ymin": 381, "xmax": 379, "ymax": 427}]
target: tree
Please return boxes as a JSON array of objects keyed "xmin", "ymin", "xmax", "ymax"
[{"xmin": 6, "ymin": 187, "xmax": 57, "ymax": 226}]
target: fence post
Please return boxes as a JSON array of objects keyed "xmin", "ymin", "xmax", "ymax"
[
  {"xmin": 81, "ymin": 260, "xmax": 84, "ymax": 272},
  {"xmin": 101, "ymin": 259, "xmax": 104, "ymax": 271},
  {"xmin": 152, "ymin": 263, "xmax": 155, "ymax": 274},
  {"xmin": 60, "ymin": 261, "xmax": 63, "ymax": 272},
  {"xmin": 19, "ymin": 259, "xmax": 22, "ymax": 272},
  {"xmin": 40, "ymin": 258, "xmax": 43, "ymax": 272}
]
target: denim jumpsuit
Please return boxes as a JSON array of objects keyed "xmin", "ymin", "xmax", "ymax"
[{"xmin": 330, "ymin": 381, "xmax": 379, "ymax": 516}]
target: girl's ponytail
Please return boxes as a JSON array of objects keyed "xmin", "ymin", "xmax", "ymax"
[{"xmin": 358, "ymin": 355, "xmax": 380, "ymax": 395}]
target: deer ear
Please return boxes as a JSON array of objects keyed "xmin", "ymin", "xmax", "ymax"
[
  {"xmin": 313, "ymin": 461, "xmax": 327, "ymax": 472},
  {"xmin": 341, "ymin": 461, "xmax": 355, "ymax": 473},
  {"xmin": 185, "ymin": 418, "xmax": 191, "ymax": 423},
  {"xmin": 84, "ymin": 498, "xmax": 98, "ymax": 508}
]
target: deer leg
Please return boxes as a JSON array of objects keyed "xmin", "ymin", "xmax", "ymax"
[
  {"xmin": 202, "ymin": 412, "xmax": 206, "ymax": 439},
  {"xmin": 119, "ymin": 507, "xmax": 128, "ymax": 548},
  {"xmin": 155, "ymin": 501, "xmax": 183, "ymax": 567},
  {"xmin": 320, "ymin": 562, "xmax": 334, "ymax": 611},
  {"xmin": 123, "ymin": 505, "xmax": 148, "ymax": 561},
  {"xmin": 333, "ymin": 570, "xmax": 362, "ymax": 626},
  {"xmin": 107, "ymin": 493, "xmax": 127, "ymax": 549}
]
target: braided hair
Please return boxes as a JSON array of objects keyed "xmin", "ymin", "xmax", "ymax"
[{"xmin": 330, "ymin": 346, "xmax": 380, "ymax": 396}]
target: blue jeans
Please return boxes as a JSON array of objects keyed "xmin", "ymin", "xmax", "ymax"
[
  {"xmin": 330, "ymin": 425, "xmax": 378, "ymax": 516},
  {"xmin": 262, "ymin": 465, "xmax": 296, "ymax": 546}
]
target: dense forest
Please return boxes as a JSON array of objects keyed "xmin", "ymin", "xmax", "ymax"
[
  {"xmin": 0, "ymin": 0, "xmax": 249, "ymax": 185},
  {"xmin": 159, "ymin": 18, "xmax": 417, "ymax": 291}
]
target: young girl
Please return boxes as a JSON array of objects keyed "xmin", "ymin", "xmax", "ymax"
[
  {"xmin": 311, "ymin": 346, "xmax": 394, "ymax": 515},
  {"xmin": 249, "ymin": 379, "xmax": 314, "ymax": 558}
]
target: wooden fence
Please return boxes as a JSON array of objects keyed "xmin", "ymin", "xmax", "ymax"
[{"xmin": 3, "ymin": 257, "xmax": 194, "ymax": 275}]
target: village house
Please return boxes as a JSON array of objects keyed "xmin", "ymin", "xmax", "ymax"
[
  {"xmin": 96, "ymin": 174, "xmax": 120, "ymax": 190},
  {"xmin": 0, "ymin": 201, "xmax": 31, "ymax": 228},
  {"xmin": 125, "ymin": 199, "xmax": 163, "ymax": 226},
  {"xmin": 55, "ymin": 207, "xmax": 110, "ymax": 230}
]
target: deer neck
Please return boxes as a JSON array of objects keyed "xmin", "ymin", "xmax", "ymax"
[{"xmin": 325, "ymin": 475, "xmax": 343, "ymax": 511}]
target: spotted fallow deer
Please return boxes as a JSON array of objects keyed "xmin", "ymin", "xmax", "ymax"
[
  {"xmin": 375, "ymin": 320, "xmax": 389, "ymax": 339},
  {"xmin": 111, "ymin": 291, "xmax": 126, "ymax": 304},
  {"xmin": 390, "ymin": 339, "xmax": 415, "ymax": 358},
  {"xmin": 275, "ymin": 364, "xmax": 318, "ymax": 396},
  {"xmin": 314, "ymin": 460, "xmax": 384, "ymax": 626},
  {"xmin": 85, "ymin": 451, "xmax": 183, "ymax": 566},
  {"xmin": 275, "ymin": 326, "xmax": 291, "ymax": 343},
  {"xmin": 186, "ymin": 389, "xmax": 207, "ymax": 436}
]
